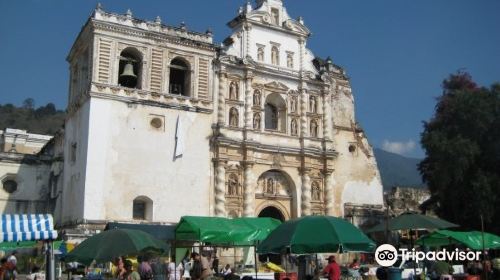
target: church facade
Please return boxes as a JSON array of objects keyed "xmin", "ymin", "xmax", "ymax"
[{"xmin": 55, "ymin": 0, "xmax": 383, "ymax": 234}]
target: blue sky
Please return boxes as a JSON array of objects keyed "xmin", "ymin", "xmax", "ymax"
[{"xmin": 1, "ymin": 0, "xmax": 499, "ymax": 158}]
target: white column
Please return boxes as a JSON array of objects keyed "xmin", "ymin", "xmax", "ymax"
[
  {"xmin": 244, "ymin": 72, "xmax": 253, "ymax": 129},
  {"xmin": 300, "ymin": 88, "xmax": 308, "ymax": 137},
  {"xmin": 243, "ymin": 161, "xmax": 255, "ymax": 217},
  {"xmin": 324, "ymin": 169, "xmax": 334, "ymax": 216},
  {"xmin": 217, "ymin": 70, "xmax": 227, "ymax": 125},
  {"xmin": 214, "ymin": 160, "xmax": 227, "ymax": 217},
  {"xmin": 301, "ymin": 168, "xmax": 312, "ymax": 216},
  {"xmin": 322, "ymin": 89, "xmax": 332, "ymax": 140}
]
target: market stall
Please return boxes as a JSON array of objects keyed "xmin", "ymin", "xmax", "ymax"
[{"xmin": 0, "ymin": 214, "xmax": 58, "ymax": 280}]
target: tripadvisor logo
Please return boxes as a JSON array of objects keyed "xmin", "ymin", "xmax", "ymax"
[{"xmin": 375, "ymin": 244, "xmax": 482, "ymax": 267}]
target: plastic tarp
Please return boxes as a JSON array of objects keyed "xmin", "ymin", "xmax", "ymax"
[
  {"xmin": 175, "ymin": 216, "xmax": 281, "ymax": 245},
  {"xmin": 105, "ymin": 222, "xmax": 176, "ymax": 242},
  {"xmin": 416, "ymin": 230, "xmax": 500, "ymax": 250},
  {"xmin": 0, "ymin": 214, "xmax": 58, "ymax": 242}
]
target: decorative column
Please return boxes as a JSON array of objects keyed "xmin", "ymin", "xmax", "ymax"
[
  {"xmin": 299, "ymin": 88, "xmax": 308, "ymax": 137},
  {"xmin": 244, "ymin": 71, "xmax": 253, "ymax": 129},
  {"xmin": 214, "ymin": 159, "xmax": 227, "ymax": 217},
  {"xmin": 242, "ymin": 161, "xmax": 255, "ymax": 217},
  {"xmin": 323, "ymin": 169, "xmax": 335, "ymax": 216},
  {"xmin": 300, "ymin": 168, "xmax": 312, "ymax": 216},
  {"xmin": 217, "ymin": 69, "xmax": 227, "ymax": 125},
  {"xmin": 322, "ymin": 88, "xmax": 332, "ymax": 140}
]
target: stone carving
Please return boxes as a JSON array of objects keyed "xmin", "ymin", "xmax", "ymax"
[
  {"xmin": 229, "ymin": 107, "xmax": 239, "ymax": 127},
  {"xmin": 309, "ymin": 96, "xmax": 317, "ymax": 113},
  {"xmin": 291, "ymin": 119, "xmax": 298, "ymax": 136},
  {"xmin": 271, "ymin": 46, "xmax": 279, "ymax": 65},
  {"xmin": 253, "ymin": 113, "xmax": 261, "ymax": 130},
  {"xmin": 215, "ymin": 161, "xmax": 226, "ymax": 217},
  {"xmin": 253, "ymin": 90, "xmax": 261, "ymax": 106},
  {"xmin": 287, "ymin": 53, "xmax": 293, "ymax": 68},
  {"xmin": 290, "ymin": 96, "xmax": 297, "ymax": 112},
  {"xmin": 310, "ymin": 119, "xmax": 318, "ymax": 137},
  {"xmin": 312, "ymin": 181, "xmax": 321, "ymax": 201},
  {"xmin": 229, "ymin": 81, "xmax": 238, "ymax": 100},
  {"xmin": 257, "ymin": 47, "xmax": 264, "ymax": 62},
  {"xmin": 228, "ymin": 173, "xmax": 239, "ymax": 195},
  {"xmin": 257, "ymin": 170, "xmax": 291, "ymax": 197}
]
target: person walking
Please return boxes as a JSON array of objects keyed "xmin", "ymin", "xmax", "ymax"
[{"xmin": 322, "ymin": 256, "xmax": 340, "ymax": 280}]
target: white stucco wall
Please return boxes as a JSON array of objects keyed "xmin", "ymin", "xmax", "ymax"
[{"xmin": 83, "ymin": 97, "xmax": 213, "ymax": 223}]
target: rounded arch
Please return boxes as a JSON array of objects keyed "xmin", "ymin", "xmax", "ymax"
[
  {"xmin": 256, "ymin": 201, "xmax": 290, "ymax": 221},
  {"xmin": 258, "ymin": 206, "xmax": 285, "ymax": 222},
  {"xmin": 118, "ymin": 47, "xmax": 143, "ymax": 89},
  {"xmin": 169, "ymin": 57, "xmax": 191, "ymax": 96},
  {"xmin": 132, "ymin": 196, "xmax": 153, "ymax": 221},
  {"xmin": 264, "ymin": 93, "xmax": 287, "ymax": 132}
]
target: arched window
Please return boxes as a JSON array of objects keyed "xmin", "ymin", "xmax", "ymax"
[
  {"xmin": 271, "ymin": 46, "xmax": 279, "ymax": 65},
  {"xmin": 229, "ymin": 107, "xmax": 239, "ymax": 127},
  {"xmin": 265, "ymin": 93, "xmax": 286, "ymax": 132},
  {"xmin": 229, "ymin": 82, "xmax": 239, "ymax": 100},
  {"xmin": 310, "ymin": 119, "xmax": 319, "ymax": 137},
  {"xmin": 132, "ymin": 196, "xmax": 153, "ymax": 221},
  {"xmin": 118, "ymin": 48, "xmax": 142, "ymax": 89},
  {"xmin": 257, "ymin": 47, "xmax": 264, "ymax": 62},
  {"xmin": 169, "ymin": 58, "xmax": 191, "ymax": 96}
]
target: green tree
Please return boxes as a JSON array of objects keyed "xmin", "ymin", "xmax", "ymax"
[{"xmin": 419, "ymin": 72, "xmax": 500, "ymax": 234}]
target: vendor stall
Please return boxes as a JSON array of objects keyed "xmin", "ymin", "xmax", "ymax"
[{"xmin": 0, "ymin": 214, "xmax": 58, "ymax": 280}]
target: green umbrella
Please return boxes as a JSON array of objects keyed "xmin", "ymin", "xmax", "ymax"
[
  {"xmin": 366, "ymin": 212, "xmax": 458, "ymax": 233},
  {"xmin": 416, "ymin": 230, "xmax": 500, "ymax": 250},
  {"xmin": 65, "ymin": 228, "xmax": 169, "ymax": 265},
  {"xmin": 257, "ymin": 215, "xmax": 376, "ymax": 254}
]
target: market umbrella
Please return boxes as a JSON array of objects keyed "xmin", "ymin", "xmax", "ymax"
[
  {"xmin": 365, "ymin": 212, "xmax": 459, "ymax": 233},
  {"xmin": 416, "ymin": 230, "xmax": 500, "ymax": 250},
  {"xmin": 257, "ymin": 215, "xmax": 376, "ymax": 254},
  {"xmin": 65, "ymin": 228, "xmax": 169, "ymax": 265}
]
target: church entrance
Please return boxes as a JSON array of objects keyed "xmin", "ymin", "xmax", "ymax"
[{"xmin": 258, "ymin": 206, "xmax": 285, "ymax": 222}]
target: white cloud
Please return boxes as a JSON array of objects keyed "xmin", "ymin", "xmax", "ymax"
[{"xmin": 382, "ymin": 139, "xmax": 416, "ymax": 155}]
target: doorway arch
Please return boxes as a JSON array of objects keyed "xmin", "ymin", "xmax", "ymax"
[{"xmin": 258, "ymin": 206, "xmax": 285, "ymax": 222}]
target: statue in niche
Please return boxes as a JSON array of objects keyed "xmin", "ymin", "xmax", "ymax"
[
  {"xmin": 287, "ymin": 54, "xmax": 293, "ymax": 68},
  {"xmin": 290, "ymin": 96, "xmax": 297, "ymax": 112},
  {"xmin": 253, "ymin": 90, "xmax": 261, "ymax": 106},
  {"xmin": 253, "ymin": 113, "xmax": 261, "ymax": 130},
  {"xmin": 309, "ymin": 96, "xmax": 317, "ymax": 113},
  {"xmin": 229, "ymin": 82, "xmax": 238, "ymax": 100},
  {"xmin": 312, "ymin": 182, "xmax": 321, "ymax": 201},
  {"xmin": 228, "ymin": 174, "xmax": 239, "ymax": 195},
  {"xmin": 291, "ymin": 119, "xmax": 298, "ymax": 136},
  {"xmin": 265, "ymin": 178, "xmax": 274, "ymax": 194},
  {"xmin": 257, "ymin": 47, "xmax": 264, "ymax": 62},
  {"xmin": 310, "ymin": 120, "xmax": 318, "ymax": 137},
  {"xmin": 229, "ymin": 108, "xmax": 239, "ymax": 127}
]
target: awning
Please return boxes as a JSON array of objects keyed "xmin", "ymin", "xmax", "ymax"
[
  {"xmin": 0, "ymin": 214, "xmax": 58, "ymax": 242},
  {"xmin": 105, "ymin": 222, "xmax": 176, "ymax": 242},
  {"xmin": 175, "ymin": 216, "xmax": 281, "ymax": 245}
]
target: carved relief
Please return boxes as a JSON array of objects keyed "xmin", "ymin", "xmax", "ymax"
[
  {"xmin": 310, "ymin": 119, "xmax": 318, "ymax": 137},
  {"xmin": 290, "ymin": 96, "xmax": 298, "ymax": 112},
  {"xmin": 291, "ymin": 118, "xmax": 298, "ymax": 136},
  {"xmin": 309, "ymin": 96, "xmax": 317, "ymax": 113},
  {"xmin": 253, "ymin": 90, "xmax": 261, "ymax": 106},
  {"xmin": 253, "ymin": 113, "xmax": 261, "ymax": 130},
  {"xmin": 227, "ymin": 173, "xmax": 239, "ymax": 196},
  {"xmin": 311, "ymin": 181, "xmax": 321, "ymax": 201},
  {"xmin": 229, "ymin": 81, "xmax": 239, "ymax": 100},
  {"xmin": 257, "ymin": 170, "xmax": 291, "ymax": 197},
  {"xmin": 229, "ymin": 107, "xmax": 239, "ymax": 127}
]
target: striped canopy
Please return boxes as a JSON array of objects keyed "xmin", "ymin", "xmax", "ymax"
[{"xmin": 0, "ymin": 214, "xmax": 58, "ymax": 242}]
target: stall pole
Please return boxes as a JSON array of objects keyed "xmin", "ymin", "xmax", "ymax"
[
  {"xmin": 45, "ymin": 241, "xmax": 55, "ymax": 280},
  {"xmin": 254, "ymin": 244, "xmax": 258, "ymax": 280}
]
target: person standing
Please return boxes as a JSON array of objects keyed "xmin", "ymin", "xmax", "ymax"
[
  {"xmin": 322, "ymin": 256, "xmax": 340, "ymax": 280},
  {"xmin": 138, "ymin": 255, "xmax": 153, "ymax": 280},
  {"xmin": 167, "ymin": 256, "xmax": 183, "ymax": 280},
  {"xmin": 200, "ymin": 253, "xmax": 212, "ymax": 280},
  {"xmin": 124, "ymin": 260, "xmax": 141, "ymax": 280},
  {"xmin": 189, "ymin": 253, "xmax": 202, "ymax": 280}
]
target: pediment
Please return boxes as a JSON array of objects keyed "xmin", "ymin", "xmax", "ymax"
[
  {"xmin": 265, "ymin": 81, "xmax": 289, "ymax": 91},
  {"xmin": 283, "ymin": 19, "xmax": 311, "ymax": 36}
]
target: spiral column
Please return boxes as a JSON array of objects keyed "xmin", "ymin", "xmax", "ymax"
[
  {"xmin": 300, "ymin": 168, "xmax": 312, "ymax": 216},
  {"xmin": 217, "ymin": 70, "xmax": 227, "ymax": 125},
  {"xmin": 324, "ymin": 169, "xmax": 335, "ymax": 216},
  {"xmin": 242, "ymin": 161, "xmax": 255, "ymax": 217},
  {"xmin": 214, "ymin": 160, "xmax": 227, "ymax": 217}
]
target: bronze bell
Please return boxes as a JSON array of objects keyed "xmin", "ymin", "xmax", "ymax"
[{"xmin": 120, "ymin": 62, "xmax": 137, "ymax": 79}]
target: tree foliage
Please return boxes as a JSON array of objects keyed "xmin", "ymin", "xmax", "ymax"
[
  {"xmin": 419, "ymin": 72, "xmax": 500, "ymax": 234},
  {"xmin": 0, "ymin": 100, "xmax": 66, "ymax": 135}
]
